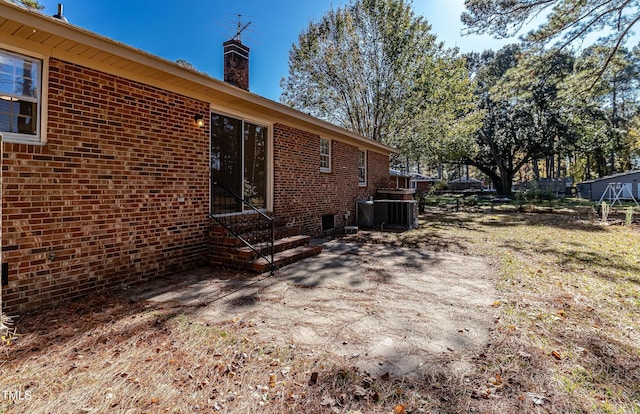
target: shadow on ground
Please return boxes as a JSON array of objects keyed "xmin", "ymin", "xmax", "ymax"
[{"xmin": 130, "ymin": 239, "xmax": 498, "ymax": 379}]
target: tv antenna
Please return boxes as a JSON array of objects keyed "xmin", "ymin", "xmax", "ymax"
[
  {"xmin": 215, "ymin": 13, "xmax": 255, "ymax": 44},
  {"xmin": 233, "ymin": 14, "xmax": 251, "ymax": 42}
]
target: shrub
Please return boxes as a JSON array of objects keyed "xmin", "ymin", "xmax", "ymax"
[{"xmin": 625, "ymin": 206, "xmax": 634, "ymax": 226}]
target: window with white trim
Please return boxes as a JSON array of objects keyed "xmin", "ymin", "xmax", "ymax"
[
  {"xmin": 358, "ymin": 149, "xmax": 367, "ymax": 186},
  {"xmin": 210, "ymin": 112, "xmax": 268, "ymax": 214},
  {"xmin": 320, "ymin": 138, "xmax": 331, "ymax": 172},
  {"xmin": 0, "ymin": 49, "xmax": 41, "ymax": 143}
]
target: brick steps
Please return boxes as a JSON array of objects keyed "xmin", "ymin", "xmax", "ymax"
[
  {"xmin": 235, "ymin": 235, "xmax": 312, "ymax": 260},
  {"xmin": 222, "ymin": 225, "xmax": 301, "ymax": 247},
  {"xmin": 210, "ymin": 219, "xmax": 321, "ymax": 272},
  {"xmin": 250, "ymin": 244, "xmax": 323, "ymax": 273}
]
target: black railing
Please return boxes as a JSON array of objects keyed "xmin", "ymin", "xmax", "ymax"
[{"xmin": 209, "ymin": 181, "xmax": 275, "ymax": 274}]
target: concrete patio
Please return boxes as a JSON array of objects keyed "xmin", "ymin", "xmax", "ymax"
[{"xmin": 128, "ymin": 238, "xmax": 497, "ymax": 377}]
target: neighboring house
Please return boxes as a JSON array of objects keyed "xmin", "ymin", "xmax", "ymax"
[
  {"xmin": 576, "ymin": 171, "xmax": 640, "ymax": 202},
  {"xmin": 388, "ymin": 169, "xmax": 411, "ymax": 189},
  {"xmin": 448, "ymin": 177, "xmax": 483, "ymax": 191},
  {"xmin": 521, "ymin": 177, "xmax": 573, "ymax": 196},
  {"xmin": 410, "ymin": 173, "xmax": 439, "ymax": 193},
  {"xmin": 0, "ymin": 2, "xmax": 396, "ymax": 312}
]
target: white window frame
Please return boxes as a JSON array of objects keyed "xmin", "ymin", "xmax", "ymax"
[
  {"xmin": 209, "ymin": 106, "xmax": 274, "ymax": 214},
  {"xmin": 0, "ymin": 46, "xmax": 48, "ymax": 145},
  {"xmin": 358, "ymin": 149, "xmax": 367, "ymax": 186},
  {"xmin": 320, "ymin": 137, "xmax": 331, "ymax": 172}
]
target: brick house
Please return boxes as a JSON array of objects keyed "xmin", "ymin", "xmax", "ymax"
[{"xmin": 0, "ymin": 3, "xmax": 396, "ymax": 313}]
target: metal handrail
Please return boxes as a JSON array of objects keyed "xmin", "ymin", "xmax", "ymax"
[{"xmin": 209, "ymin": 181, "xmax": 275, "ymax": 274}]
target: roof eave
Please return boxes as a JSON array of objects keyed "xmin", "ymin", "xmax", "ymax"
[{"xmin": 0, "ymin": 1, "xmax": 397, "ymax": 155}]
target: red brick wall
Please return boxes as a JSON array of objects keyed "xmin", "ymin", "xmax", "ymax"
[
  {"xmin": 0, "ymin": 58, "xmax": 392, "ymax": 312},
  {"xmin": 1, "ymin": 59, "xmax": 211, "ymax": 313},
  {"xmin": 273, "ymin": 124, "xmax": 388, "ymax": 234},
  {"xmin": 367, "ymin": 151, "xmax": 392, "ymax": 196}
]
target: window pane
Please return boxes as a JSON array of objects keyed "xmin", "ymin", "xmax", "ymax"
[
  {"xmin": 320, "ymin": 139, "xmax": 330, "ymax": 170},
  {"xmin": 17, "ymin": 101, "xmax": 37, "ymax": 134},
  {"xmin": 211, "ymin": 113, "xmax": 243, "ymax": 214},
  {"xmin": 0, "ymin": 50, "xmax": 40, "ymax": 140},
  {"xmin": 0, "ymin": 101, "xmax": 10, "ymax": 132},
  {"xmin": 210, "ymin": 113, "xmax": 269, "ymax": 214},
  {"xmin": 0, "ymin": 98, "xmax": 37, "ymax": 135},
  {"xmin": 0, "ymin": 73, "xmax": 13, "ymax": 95},
  {"xmin": 16, "ymin": 72, "xmax": 38, "ymax": 97},
  {"xmin": 0, "ymin": 54, "xmax": 38, "ymax": 97},
  {"xmin": 244, "ymin": 122, "xmax": 267, "ymax": 209},
  {"xmin": 358, "ymin": 151, "xmax": 366, "ymax": 184},
  {"xmin": 320, "ymin": 139, "xmax": 329, "ymax": 155}
]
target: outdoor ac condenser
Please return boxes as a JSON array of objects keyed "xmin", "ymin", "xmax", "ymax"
[
  {"xmin": 357, "ymin": 200, "xmax": 375, "ymax": 227},
  {"xmin": 373, "ymin": 200, "xmax": 418, "ymax": 229}
]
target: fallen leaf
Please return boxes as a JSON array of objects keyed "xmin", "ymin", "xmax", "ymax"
[
  {"xmin": 489, "ymin": 372, "xmax": 503, "ymax": 386},
  {"xmin": 393, "ymin": 404, "xmax": 407, "ymax": 414},
  {"xmin": 551, "ymin": 350, "xmax": 563, "ymax": 360}
]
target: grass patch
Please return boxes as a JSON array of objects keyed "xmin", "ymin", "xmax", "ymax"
[{"xmin": 353, "ymin": 210, "xmax": 640, "ymax": 413}]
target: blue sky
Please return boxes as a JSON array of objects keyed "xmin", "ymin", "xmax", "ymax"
[{"xmin": 37, "ymin": 0, "xmax": 509, "ymax": 101}]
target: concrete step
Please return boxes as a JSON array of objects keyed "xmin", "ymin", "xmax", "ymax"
[{"xmin": 251, "ymin": 245, "xmax": 323, "ymax": 273}]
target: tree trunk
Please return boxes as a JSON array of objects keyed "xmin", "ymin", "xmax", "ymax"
[
  {"xmin": 484, "ymin": 167, "xmax": 514, "ymax": 196},
  {"xmin": 532, "ymin": 159, "xmax": 540, "ymax": 180}
]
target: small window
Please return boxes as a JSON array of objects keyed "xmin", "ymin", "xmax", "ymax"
[
  {"xmin": 0, "ymin": 49, "xmax": 42, "ymax": 143},
  {"xmin": 320, "ymin": 138, "xmax": 331, "ymax": 172},
  {"xmin": 358, "ymin": 149, "xmax": 367, "ymax": 186},
  {"xmin": 322, "ymin": 214, "xmax": 335, "ymax": 231}
]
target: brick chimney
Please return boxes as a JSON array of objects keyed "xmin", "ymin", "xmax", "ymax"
[{"xmin": 223, "ymin": 39, "xmax": 249, "ymax": 90}]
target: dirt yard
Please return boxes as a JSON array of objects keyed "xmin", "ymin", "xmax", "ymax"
[{"xmin": 137, "ymin": 239, "xmax": 498, "ymax": 379}]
